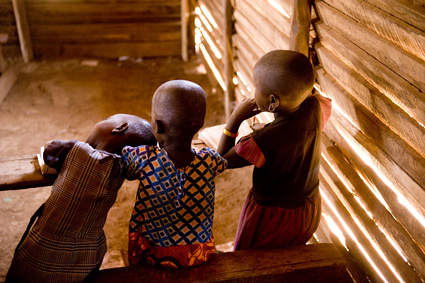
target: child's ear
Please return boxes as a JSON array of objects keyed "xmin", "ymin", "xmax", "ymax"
[
  {"xmin": 112, "ymin": 122, "xmax": 128, "ymax": 134},
  {"xmin": 268, "ymin": 94, "xmax": 280, "ymax": 112},
  {"xmin": 154, "ymin": 119, "xmax": 165, "ymax": 134}
]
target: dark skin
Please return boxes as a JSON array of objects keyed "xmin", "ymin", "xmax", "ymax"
[
  {"xmin": 218, "ymin": 54, "xmax": 308, "ymax": 168},
  {"xmin": 151, "ymin": 80, "xmax": 207, "ymax": 168},
  {"xmin": 85, "ymin": 114, "xmax": 153, "ymax": 155}
]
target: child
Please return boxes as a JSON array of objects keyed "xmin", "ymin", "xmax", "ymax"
[
  {"xmin": 122, "ymin": 80, "xmax": 227, "ymax": 268},
  {"xmin": 218, "ymin": 50, "xmax": 331, "ymax": 251},
  {"xmin": 6, "ymin": 114, "xmax": 156, "ymax": 283}
]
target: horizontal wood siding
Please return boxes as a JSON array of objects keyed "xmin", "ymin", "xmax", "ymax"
[
  {"xmin": 232, "ymin": 0, "xmax": 293, "ymax": 101},
  {"xmin": 313, "ymin": 0, "xmax": 425, "ymax": 281},
  {"xmin": 197, "ymin": 0, "xmax": 425, "ymax": 281},
  {"xmin": 0, "ymin": 0, "xmax": 181, "ymax": 59}
]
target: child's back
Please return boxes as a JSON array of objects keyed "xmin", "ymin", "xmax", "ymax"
[
  {"xmin": 123, "ymin": 80, "xmax": 227, "ymax": 268},
  {"xmin": 218, "ymin": 50, "xmax": 329, "ymax": 250},
  {"xmin": 6, "ymin": 114, "xmax": 155, "ymax": 283}
]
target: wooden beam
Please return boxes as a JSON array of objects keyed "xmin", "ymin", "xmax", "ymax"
[
  {"xmin": 91, "ymin": 243, "xmax": 350, "ymax": 282},
  {"xmin": 12, "ymin": 0, "xmax": 33, "ymax": 62},
  {"xmin": 181, "ymin": 0, "xmax": 189, "ymax": 61},
  {"xmin": 314, "ymin": 21, "xmax": 425, "ymax": 150},
  {"xmin": 223, "ymin": 0, "xmax": 235, "ymax": 118},
  {"xmin": 315, "ymin": 0, "xmax": 425, "ymax": 94},
  {"xmin": 0, "ymin": 155, "xmax": 55, "ymax": 191},
  {"xmin": 0, "ymin": 33, "xmax": 8, "ymax": 72},
  {"xmin": 289, "ymin": 0, "xmax": 311, "ymax": 55}
]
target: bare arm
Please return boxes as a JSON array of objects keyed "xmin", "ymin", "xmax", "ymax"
[{"xmin": 217, "ymin": 99, "xmax": 261, "ymax": 168}]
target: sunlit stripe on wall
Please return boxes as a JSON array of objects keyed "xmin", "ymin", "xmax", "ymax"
[
  {"xmin": 200, "ymin": 4, "xmax": 218, "ymax": 29},
  {"xmin": 199, "ymin": 43, "xmax": 226, "ymax": 91},
  {"xmin": 321, "ymin": 189, "xmax": 390, "ymax": 283},
  {"xmin": 267, "ymin": 0, "xmax": 290, "ymax": 18}
]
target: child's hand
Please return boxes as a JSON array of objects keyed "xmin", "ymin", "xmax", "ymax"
[{"xmin": 231, "ymin": 98, "xmax": 261, "ymax": 123}]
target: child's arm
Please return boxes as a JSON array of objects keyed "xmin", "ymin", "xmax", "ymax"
[
  {"xmin": 218, "ymin": 99, "xmax": 261, "ymax": 167},
  {"xmin": 43, "ymin": 140, "xmax": 78, "ymax": 171}
]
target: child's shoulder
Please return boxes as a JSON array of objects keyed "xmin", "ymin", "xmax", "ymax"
[{"xmin": 122, "ymin": 144, "xmax": 157, "ymax": 155}]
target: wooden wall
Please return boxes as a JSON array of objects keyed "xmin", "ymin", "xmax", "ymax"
[
  {"xmin": 195, "ymin": 0, "xmax": 425, "ymax": 282},
  {"xmin": 313, "ymin": 0, "xmax": 425, "ymax": 281},
  {"xmin": 0, "ymin": 0, "xmax": 181, "ymax": 59}
]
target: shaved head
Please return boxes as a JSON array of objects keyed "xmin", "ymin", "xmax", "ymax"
[
  {"xmin": 152, "ymin": 80, "xmax": 207, "ymax": 136},
  {"xmin": 254, "ymin": 50, "xmax": 314, "ymax": 107}
]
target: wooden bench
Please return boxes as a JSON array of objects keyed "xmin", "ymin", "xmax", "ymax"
[
  {"xmin": 90, "ymin": 243, "xmax": 351, "ymax": 282},
  {"xmin": 0, "ymin": 155, "xmax": 56, "ymax": 191},
  {"xmin": 0, "ymin": 140, "xmax": 207, "ymax": 191},
  {"xmin": 0, "ymin": 146, "xmax": 351, "ymax": 282}
]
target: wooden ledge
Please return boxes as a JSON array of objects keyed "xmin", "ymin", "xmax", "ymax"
[
  {"xmin": 0, "ymin": 155, "xmax": 56, "ymax": 190},
  {"xmin": 90, "ymin": 243, "xmax": 351, "ymax": 283}
]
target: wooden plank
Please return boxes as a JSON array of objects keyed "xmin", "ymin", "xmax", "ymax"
[
  {"xmin": 316, "ymin": 0, "xmax": 425, "ymax": 93},
  {"xmin": 0, "ymin": 33, "xmax": 8, "ymax": 72},
  {"xmin": 289, "ymin": 0, "xmax": 311, "ymax": 55},
  {"xmin": 0, "ymin": 65, "xmax": 16, "ymax": 104},
  {"xmin": 325, "ymin": 114, "xmax": 425, "ymax": 256},
  {"xmin": 0, "ymin": 155, "xmax": 55, "ymax": 191},
  {"xmin": 92, "ymin": 243, "xmax": 350, "ymax": 282},
  {"xmin": 234, "ymin": 11, "xmax": 285, "ymax": 56},
  {"xmin": 29, "ymin": 22, "xmax": 181, "ymax": 44},
  {"xmin": 315, "ymin": 45, "xmax": 425, "ymax": 186},
  {"xmin": 240, "ymin": 0, "xmax": 291, "ymax": 38},
  {"xmin": 314, "ymin": 21, "xmax": 425, "ymax": 141},
  {"xmin": 316, "ymin": 65, "xmax": 425, "ymax": 192},
  {"xmin": 24, "ymin": 2, "xmax": 181, "ymax": 24},
  {"xmin": 319, "ymin": 175, "xmax": 398, "ymax": 283},
  {"xmin": 362, "ymin": 0, "xmax": 425, "ymax": 32},
  {"xmin": 181, "ymin": 0, "xmax": 189, "ymax": 61},
  {"xmin": 12, "ymin": 0, "xmax": 33, "ymax": 62},
  {"xmin": 320, "ymin": 137, "xmax": 425, "ymax": 282},
  {"xmin": 323, "ymin": 0, "xmax": 425, "ymax": 63},
  {"xmin": 233, "ymin": 27, "xmax": 264, "ymax": 62},
  {"xmin": 199, "ymin": 35, "xmax": 225, "ymax": 77},
  {"xmin": 223, "ymin": 0, "xmax": 235, "ymax": 118},
  {"xmin": 32, "ymin": 41, "xmax": 181, "ymax": 59},
  {"xmin": 198, "ymin": 0, "xmax": 224, "ymax": 35},
  {"xmin": 235, "ymin": 2, "xmax": 290, "ymax": 51}
]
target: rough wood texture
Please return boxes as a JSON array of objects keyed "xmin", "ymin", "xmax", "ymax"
[
  {"xmin": 362, "ymin": 0, "xmax": 425, "ymax": 32},
  {"xmin": 316, "ymin": 1, "xmax": 425, "ymax": 93},
  {"xmin": 289, "ymin": 0, "xmax": 311, "ymax": 55},
  {"xmin": 91, "ymin": 243, "xmax": 351, "ymax": 283},
  {"xmin": 315, "ymin": 45, "xmax": 425, "ymax": 188},
  {"xmin": 315, "ymin": 22, "xmax": 425, "ymax": 156},
  {"xmin": 12, "ymin": 0, "xmax": 33, "ymax": 62},
  {"xmin": 0, "ymin": 155, "xmax": 55, "ymax": 191},
  {"xmin": 324, "ymin": 0, "xmax": 425, "ymax": 62},
  {"xmin": 1, "ymin": 0, "xmax": 182, "ymax": 59},
  {"xmin": 320, "ymin": 137, "xmax": 425, "ymax": 282}
]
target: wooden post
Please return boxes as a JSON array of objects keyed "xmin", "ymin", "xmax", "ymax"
[
  {"xmin": 0, "ymin": 34, "xmax": 9, "ymax": 72},
  {"xmin": 181, "ymin": 0, "xmax": 189, "ymax": 61},
  {"xmin": 12, "ymin": 0, "xmax": 33, "ymax": 62},
  {"xmin": 289, "ymin": 0, "xmax": 311, "ymax": 56},
  {"xmin": 223, "ymin": 0, "xmax": 235, "ymax": 119}
]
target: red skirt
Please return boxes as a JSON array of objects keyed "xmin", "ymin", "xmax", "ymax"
[{"xmin": 234, "ymin": 190, "xmax": 321, "ymax": 250}]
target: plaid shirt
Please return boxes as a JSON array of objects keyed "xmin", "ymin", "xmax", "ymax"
[{"xmin": 7, "ymin": 141, "xmax": 124, "ymax": 283}]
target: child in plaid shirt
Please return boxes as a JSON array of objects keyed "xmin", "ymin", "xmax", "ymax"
[{"xmin": 6, "ymin": 114, "xmax": 155, "ymax": 283}]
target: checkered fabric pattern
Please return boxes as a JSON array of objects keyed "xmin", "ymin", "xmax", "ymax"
[
  {"xmin": 123, "ymin": 145, "xmax": 227, "ymax": 247},
  {"xmin": 6, "ymin": 141, "xmax": 125, "ymax": 283}
]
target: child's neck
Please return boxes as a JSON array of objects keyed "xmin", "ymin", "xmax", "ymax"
[{"xmin": 163, "ymin": 142, "xmax": 194, "ymax": 168}]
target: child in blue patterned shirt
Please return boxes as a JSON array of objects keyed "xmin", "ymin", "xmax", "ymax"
[{"xmin": 123, "ymin": 80, "xmax": 227, "ymax": 268}]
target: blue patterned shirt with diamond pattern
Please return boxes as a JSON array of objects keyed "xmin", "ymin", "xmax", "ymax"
[{"xmin": 123, "ymin": 145, "xmax": 227, "ymax": 247}]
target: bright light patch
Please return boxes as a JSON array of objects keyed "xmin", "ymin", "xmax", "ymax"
[
  {"xmin": 267, "ymin": 0, "xmax": 290, "ymax": 18},
  {"xmin": 199, "ymin": 44, "xmax": 226, "ymax": 91},
  {"xmin": 200, "ymin": 5, "xmax": 218, "ymax": 28}
]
